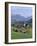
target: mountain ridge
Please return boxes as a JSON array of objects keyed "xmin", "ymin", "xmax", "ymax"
[{"xmin": 11, "ymin": 15, "xmax": 32, "ymax": 24}]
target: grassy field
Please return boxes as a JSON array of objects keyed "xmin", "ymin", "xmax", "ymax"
[{"xmin": 11, "ymin": 27, "xmax": 32, "ymax": 39}]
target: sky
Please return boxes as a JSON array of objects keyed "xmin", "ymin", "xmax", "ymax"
[{"xmin": 11, "ymin": 6, "xmax": 32, "ymax": 18}]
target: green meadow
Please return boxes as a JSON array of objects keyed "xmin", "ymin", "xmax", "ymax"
[{"xmin": 11, "ymin": 26, "xmax": 32, "ymax": 39}]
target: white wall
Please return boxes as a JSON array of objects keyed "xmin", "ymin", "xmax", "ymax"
[{"xmin": 0, "ymin": 0, "xmax": 37, "ymax": 46}]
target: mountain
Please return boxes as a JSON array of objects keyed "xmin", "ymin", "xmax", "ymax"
[
  {"xmin": 25, "ymin": 16, "xmax": 32, "ymax": 24},
  {"xmin": 11, "ymin": 14, "xmax": 26, "ymax": 21},
  {"xmin": 11, "ymin": 14, "xmax": 32, "ymax": 24},
  {"xmin": 25, "ymin": 18, "xmax": 32, "ymax": 24}
]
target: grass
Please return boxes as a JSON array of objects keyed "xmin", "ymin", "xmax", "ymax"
[
  {"xmin": 11, "ymin": 30, "xmax": 32, "ymax": 39},
  {"xmin": 11, "ymin": 25, "xmax": 32, "ymax": 39}
]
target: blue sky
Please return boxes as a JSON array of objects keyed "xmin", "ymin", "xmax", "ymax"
[{"xmin": 11, "ymin": 6, "xmax": 32, "ymax": 18}]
